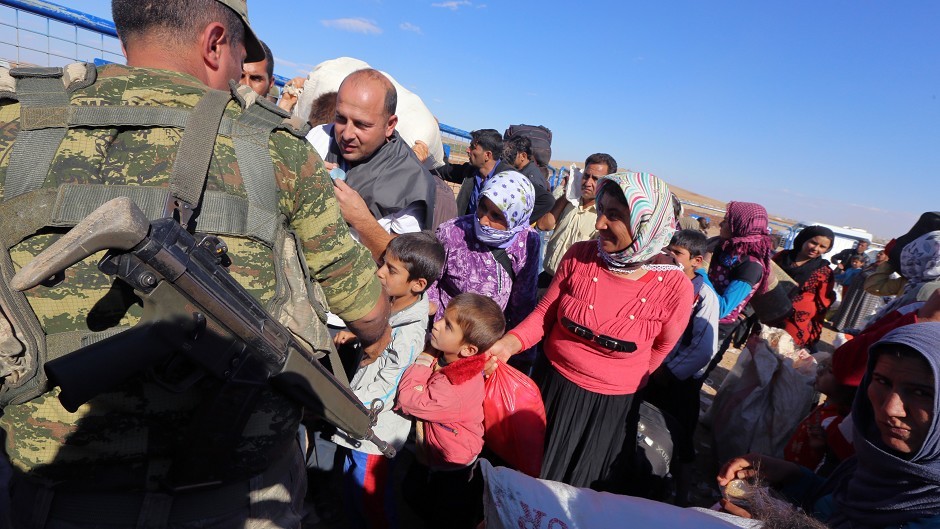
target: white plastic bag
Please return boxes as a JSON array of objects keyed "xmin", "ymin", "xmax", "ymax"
[
  {"xmin": 564, "ymin": 164, "xmax": 581, "ymax": 206},
  {"xmin": 706, "ymin": 327, "xmax": 816, "ymax": 464}
]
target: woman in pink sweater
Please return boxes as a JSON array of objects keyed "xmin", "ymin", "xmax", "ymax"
[{"xmin": 490, "ymin": 172, "xmax": 693, "ymax": 490}]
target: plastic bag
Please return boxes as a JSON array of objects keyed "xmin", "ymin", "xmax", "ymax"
[
  {"xmin": 706, "ymin": 326, "xmax": 816, "ymax": 463},
  {"xmin": 483, "ymin": 362, "xmax": 546, "ymax": 477},
  {"xmin": 565, "ymin": 164, "xmax": 581, "ymax": 206}
]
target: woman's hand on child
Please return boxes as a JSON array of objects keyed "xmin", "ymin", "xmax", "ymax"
[{"xmin": 482, "ymin": 334, "xmax": 524, "ymax": 377}]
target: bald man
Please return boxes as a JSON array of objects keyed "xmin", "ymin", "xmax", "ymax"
[{"xmin": 325, "ymin": 69, "xmax": 437, "ymax": 259}]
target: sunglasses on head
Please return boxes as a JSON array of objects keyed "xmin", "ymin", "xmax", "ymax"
[{"xmin": 562, "ymin": 318, "xmax": 637, "ymax": 353}]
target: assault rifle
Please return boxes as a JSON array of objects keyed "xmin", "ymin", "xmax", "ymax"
[{"xmin": 11, "ymin": 197, "xmax": 395, "ymax": 458}]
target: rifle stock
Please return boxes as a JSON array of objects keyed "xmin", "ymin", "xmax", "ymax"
[{"xmin": 12, "ymin": 198, "xmax": 395, "ymax": 457}]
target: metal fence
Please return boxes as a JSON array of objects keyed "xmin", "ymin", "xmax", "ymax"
[{"xmin": 0, "ymin": 0, "xmax": 123, "ymax": 68}]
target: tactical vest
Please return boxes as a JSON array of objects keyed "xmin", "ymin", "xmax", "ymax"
[{"xmin": 0, "ymin": 62, "xmax": 345, "ymax": 408}]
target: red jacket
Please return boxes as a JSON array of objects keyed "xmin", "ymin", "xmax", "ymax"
[{"xmin": 397, "ymin": 353, "xmax": 486, "ymax": 469}]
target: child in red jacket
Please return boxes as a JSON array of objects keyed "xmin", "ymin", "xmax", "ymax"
[{"xmin": 397, "ymin": 293, "xmax": 505, "ymax": 529}]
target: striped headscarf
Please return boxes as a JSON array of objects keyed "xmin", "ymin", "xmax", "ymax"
[
  {"xmin": 594, "ymin": 171, "xmax": 676, "ymax": 271},
  {"xmin": 473, "ymin": 170, "xmax": 535, "ymax": 249}
]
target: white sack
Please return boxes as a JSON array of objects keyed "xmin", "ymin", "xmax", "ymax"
[
  {"xmin": 481, "ymin": 460, "xmax": 741, "ymax": 529},
  {"xmin": 292, "ymin": 57, "xmax": 445, "ymax": 169}
]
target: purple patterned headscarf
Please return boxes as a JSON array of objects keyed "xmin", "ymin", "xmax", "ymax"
[{"xmin": 473, "ymin": 170, "xmax": 535, "ymax": 249}]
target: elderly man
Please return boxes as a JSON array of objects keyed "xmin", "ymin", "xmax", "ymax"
[
  {"xmin": 0, "ymin": 0, "xmax": 389, "ymax": 526},
  {"xmin": 324, "ymin": 69, "xmax": 437, "ymax": 259},
  {"xmin": 239, "ymin": 39, "xmax": 274, "ymax": 97},
  {"xmin": 536, "ymin": 153, "xmax": 618, "ymax": 287}
]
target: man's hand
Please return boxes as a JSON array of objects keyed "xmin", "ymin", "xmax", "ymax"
[
  {"xmin": 345, "ymin": 294, "xmax": 392, "ymax": 368},
  {"xmin": 332, "ymin": 178, "xmax": 395, "ymax": 260},
  {"xmin": 333, "ymin": 330, "xmax": 357, "ymax": 346},
  {"xmin": 277, "ymin": 76, "xmax": 305, "ymax": 113},
  {"xmin": 717, "ymin": 453, "xmax": 801, "ymax": 489},
  {"xmin": 918, "ymin": 289, "xmax": 940, "ymax": 322},
  {"xmin": 359, "ymin": 323, "xmax": 392, "ymax": 368},
  {"xmin": 412, "ymin": 140, "xmax": 430, "ymax": 163},
  {"xmin": 333, "ymin": 179, "xmax": 373, "ymax": 226},
  {"xmin": 717, "ymin": 455, "xmax": 760, "ymax": 488}
]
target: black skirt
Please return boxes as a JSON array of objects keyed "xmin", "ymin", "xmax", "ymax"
[
  {"xmin": 831, "ymin": 271, "xmax": 884, "ymax": 332},
  {"xmin": 537, "ymin": 360, "xmax": 637, "ymax": 490}
]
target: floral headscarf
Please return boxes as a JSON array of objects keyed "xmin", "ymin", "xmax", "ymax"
[
  {"xmin": 594, "ymin": 171, "xmax": 676, "ymax": 271},
  {"xmin": 868, "ymin": 230, "xmax": 940, "ymax": 324},
  {"xmin": 473, "ymin": 170, "xmax": 535, "ymax": 249}
]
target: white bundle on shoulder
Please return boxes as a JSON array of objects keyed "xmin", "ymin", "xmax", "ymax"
[{"xmin": 292, "ymin": 57, "xmax": 446, "ymax": 170}]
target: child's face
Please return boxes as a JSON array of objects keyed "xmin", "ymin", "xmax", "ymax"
[
  {"xmin": 376, "ymin": 251, "xmax": 423, "ymax": 301},
  {"xmin": 850, "ymin": 259, "xmax": 863, "ymax": 269},
  {"xmin": 667, "ymin": 244, "xmax": 702, "ymax": 278},
  {"xmin": 815, "ymin": 361, "xmax": 837, "ymax": 395},
  {"xmin": 430, "ymin": 308, "xmax": 470, "ymax": 358}
]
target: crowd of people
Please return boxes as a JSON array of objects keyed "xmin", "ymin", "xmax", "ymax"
[{"xmin": 0, "ymin": 1, "xmax": 938, "ymax": 528}]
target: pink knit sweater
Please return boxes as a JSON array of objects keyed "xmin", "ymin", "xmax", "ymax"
[{"xmin": 510, "ymin": 242, "xmax": 693, "ymax": 395}]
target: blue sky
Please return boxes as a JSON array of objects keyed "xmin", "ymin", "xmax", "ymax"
[{"xmin": 65, "ymin": 0, "xmax": 939, "ymax": 239}]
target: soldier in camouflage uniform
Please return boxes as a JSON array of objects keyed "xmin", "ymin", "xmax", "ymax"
[{"xmin": 0, "ymin": 0, "xmax": 391, "ymax": 527}]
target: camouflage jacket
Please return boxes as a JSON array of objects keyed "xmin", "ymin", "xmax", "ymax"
[{"xmin": 0, "ymin": 64, "xmax": 381, "ymax": 489}]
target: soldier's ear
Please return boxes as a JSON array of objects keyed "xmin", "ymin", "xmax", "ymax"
[{"xmin": 201, "ymin": 22, "xmax": 228, "ymax": 70}]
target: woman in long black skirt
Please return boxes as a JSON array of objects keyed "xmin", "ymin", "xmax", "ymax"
[
  {"xmin": 830, "ymin": 251, "xmax": 887, "ymax": 332},
  {"xmin": 489, "ymin": 172, "xmax": 694, "ymax": 489}
]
